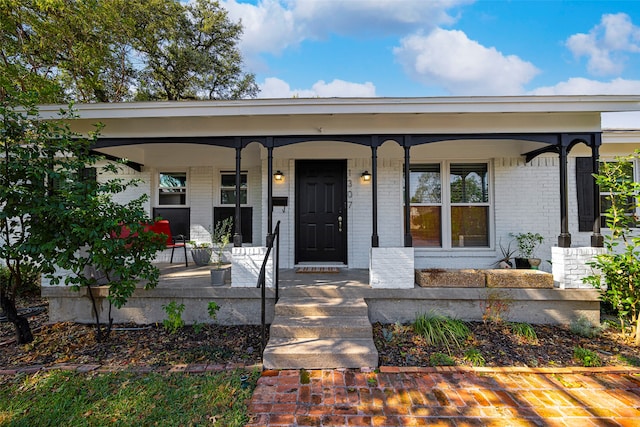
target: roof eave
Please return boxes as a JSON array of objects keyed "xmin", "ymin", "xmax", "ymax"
[{"xmin": 37, "ymin": 95, "xmax": 640, "ymax": 120}]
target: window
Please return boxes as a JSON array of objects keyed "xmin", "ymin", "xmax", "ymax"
[
  {"xmin": 598, "ymin": 160, "xmax": 637, "ymax": 228},
  {"xmin": 159, "ymin": 172, "xmax": 187, "ymax": 205},
  {"xmin": 220, "ymin": 172, "xmax": 247, "ymax": 205},
  {"xmin": 408, "ymin": 162, "xmax": 490, "ymax": 248}
]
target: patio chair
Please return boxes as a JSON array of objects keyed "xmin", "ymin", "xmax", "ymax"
[{"xmin": 149, "ymin": 219, "xmax": 188, "ymax": 267}]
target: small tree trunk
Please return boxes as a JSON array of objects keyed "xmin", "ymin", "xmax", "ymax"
[
  {"xmin": 634, "ymin": 316, "xmax": 640, "ymax": 346},
  {"xmin": 0, "ymin": 294, "xmax": 33, "ymax": 344}
]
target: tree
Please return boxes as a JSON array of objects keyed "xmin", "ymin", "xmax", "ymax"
[
  {"xmin": 585, "ymin": 152, "xmax": 640, "ymax": 346},
  {"xmin": 0, "ymin": 0, "xmax": 138, "ymax": 103},
  {"xmin": 1, "ymin": 0, "xmax": 258, "ymax": 103},
  {"xmin": 0, "ymin": 91, "xmax": 165, "ymax": 343},
  {"xmin": 134, "ymin": 0, "xmax": 258, "ymax": 100}
]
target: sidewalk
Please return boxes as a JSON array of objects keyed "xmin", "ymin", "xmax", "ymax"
[{"xmin": 246, "ymin": 366, "xmax": 640, "ymax": 426}]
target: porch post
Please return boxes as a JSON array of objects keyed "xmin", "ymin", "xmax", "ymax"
[
  {"xmin": 233, "ymin": 141, "xmax": 243, "ymax": 247},
  {"xmin": 591, "ymin": 133, "xmax": 603, "ymax": 247},
  {"xmin": 266, "ymin": 138, "xmax": 274, "ymax": 245},
  {"xmin": 403, "ymin": 137, "xmax": 412, "ymax": 247},
  {"xmin": 371, "ymin": 137, "xmax": 379, "ymax": 247},
  {"xmin": 558, "ymin": 135, "xmax": 571, "ymax": 248}
]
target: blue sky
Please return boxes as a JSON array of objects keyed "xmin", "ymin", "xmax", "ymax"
[{"xmin": 218, "ymin": 0, "xmax": 640, "ymax": 98}]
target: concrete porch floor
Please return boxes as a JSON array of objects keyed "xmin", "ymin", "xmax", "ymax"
[{"xmin": 156, "ymin": 263, "xmax": 370, "ymax": 290}]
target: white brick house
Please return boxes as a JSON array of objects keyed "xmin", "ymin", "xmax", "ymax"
[{"xmin": 39, "ymin": 96, "xmax": 640, "ymax": 325}]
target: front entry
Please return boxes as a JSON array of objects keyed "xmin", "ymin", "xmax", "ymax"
[{"xmin": 295, "ymin": 160, "xmax": 347, "ymax": 264}]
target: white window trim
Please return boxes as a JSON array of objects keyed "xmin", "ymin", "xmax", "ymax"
[
  {"xmin": 409, "ymin": 160, "xmax": 494, "ymax": 251},
  {"xmin": 157, "ymin": 170, "xmax": 189, "ymax": 207}
]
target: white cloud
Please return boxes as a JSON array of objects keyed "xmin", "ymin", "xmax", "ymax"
[
  {"xmin": 530, "ymin": 77, "xmax": 640, "ymax": 95},
  {"xmin": 393, "ymin": 28, "xmax": 539, "ymax": 95},
  {"xmin": 221, "ymin": 0, "xmax": 303, "ymax": 58},
  {"xmin": 258, "ymin": 77, "xmax": 376, "ymax": 98},
  {"xmin": 566, "ymin": 13, "xmax": 640, "ymax": 76},
  {"xmin": 222, "ymin": 0, "xmax": 472, "ymax": 58},
  {"xmin": 290, "ymin": 0, "xmax": 473, "ymax": 37}
]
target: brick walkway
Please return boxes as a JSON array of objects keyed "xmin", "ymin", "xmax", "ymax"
[{"xmin": 246, "ymin": 366, "xmax": 640, "ymax": 426}]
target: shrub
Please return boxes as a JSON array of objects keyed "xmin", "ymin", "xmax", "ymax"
[
  {"xmin": 413, "ymin": 311, "xmax": 470, "ymax": 353},
  {"xmin": 162, "ymin": 301, "xmax": 185, "ymax": 334},
  {"xmin": 208, "ymin": 301, "xmax": 220, "ymax": 321},
  {"xmin": 570, "ymin": 316, "xmax": 602, "ymax": 338},
  {"xmin": 0, "ymin": 264, "xmax": 42, "ymax": 296},
  {"xmin": 573, "ymin": 346, "xmax": 602, "ymax": 367},
  {"xmin": 584, "ymin": 152, "xmax": 640, "ymax": 345},
  {"xmin": 480, "ymin": 289, "xmax": 513, "ymax": 324}
]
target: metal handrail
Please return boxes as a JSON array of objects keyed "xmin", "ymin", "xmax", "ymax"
[{"xmin": 256, "ymin": 220, "xmax": 280, "ymax": 358}]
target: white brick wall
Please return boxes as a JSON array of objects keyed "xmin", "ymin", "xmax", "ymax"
[
  {"xmin": 492, "ymin": 156, "xmax": 559, "ymax": 272},
  {"xmin": 189, "ymin": 166, "xmax": 214, "ymax": 243},
  {"xmin": 92, "ymin": 148, "xmax": 608, "ymax": 276},
  {"xmin": 97, "ymin": 161, "xmax": 151, "ymax": 213},
  {"xmin": 370, "ymin": 247, "xmax": 414, "ymax": 288},
  {"xmin": 348, "ymin": 159, "xmax": 372, "ymax": 268},
  {"xmin": 552, "ymin": 246, "xmax": 605, "ymax": 289}
]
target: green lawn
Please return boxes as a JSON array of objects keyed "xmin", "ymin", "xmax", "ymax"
[{"xmin": 0, "ymin": 369, "xmax": 259, "ymax": 427}]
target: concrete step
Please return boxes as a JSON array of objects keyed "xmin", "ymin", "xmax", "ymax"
[
  {"xmin": 269, "ymin": 315, "xmax": 372, "ymax": 338},
  {"xmin": 275, "ymin": 297, "xmax": 369, "ymax": 317},
  {"xmin": 263, "ymin": 338, "xmax": 379, "ymax": 369}
]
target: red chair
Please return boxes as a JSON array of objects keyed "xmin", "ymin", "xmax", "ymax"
[{"xmin": 149, "ymin": 220, "xmax": 188, "ymax": 267}]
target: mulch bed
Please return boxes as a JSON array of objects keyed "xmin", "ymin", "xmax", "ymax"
[
  {"xmin": 373, "ymin": 321, "xmax": 640, "ymax": 368},
  {"xmin": 0, "ymin": 296, "xmax": 264, "ymax": 368},
  {"xmin": 2, "ymin": 296, "xmax": 638, "ymax": 369}
]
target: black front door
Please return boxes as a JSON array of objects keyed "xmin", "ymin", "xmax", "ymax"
[{"xmin": 296, "ymin": 160, "xmax": 347, "ymax": 264}]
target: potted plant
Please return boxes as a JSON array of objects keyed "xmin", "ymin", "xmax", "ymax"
[
  {"xmin": 189, "ymin": 241, "xmax": 212, "ymax": 266},
  {"xmin": 210, "ymin": 217, "xmax": 233, "ymax": 285},
  {"xmin": 510, "ymin": 232, "xmax": 544, "ymax": 269},
  {"xmin": 493, "ymin": 238, "xmax": 516, "ymax": 269}
]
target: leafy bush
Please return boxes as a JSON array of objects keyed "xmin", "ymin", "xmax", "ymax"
[
  {"xmin": 573, "ymin": 346, "xmax": 602, "ymax": 367},
  {"xmin": 584, "ymin": 152, "xmax": 640, "ymax": 345},
  {"xmin": 162, "ymin": 301, "xmax": 185, "ymax": 334},
  {"xmin": 413, "ymin": 311, "xmax": 470, "ymax": 353},
  {"xmin": 208, "ymin": 301, "xmax": 220, "ymax": 321},
  {"xmin": 0, "ymin": 264, "xmax": 41, "ymax": 296}
]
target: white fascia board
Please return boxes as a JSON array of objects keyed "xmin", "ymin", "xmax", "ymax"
[
  {"xmin": 602, "ymin": 111, "xmax": 640, "ymax": 130},
  {"xmin": 37, "ymin": 95, "xmax": 640, "ymax": 121},
  {"xmin": 603, "ymin": 129, "xmax": 640, "ymax": 144}
]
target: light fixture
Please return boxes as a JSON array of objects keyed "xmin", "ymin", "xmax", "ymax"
[
  {"xmin": 361, "ymin": 171, "xmax": 371, "ymax": 181},
  {"xmin": 274, "ymin": 170, "xmax": 284, "ymax": 181}
]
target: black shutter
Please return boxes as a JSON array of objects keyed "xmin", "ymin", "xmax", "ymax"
[{"xmin": 576, "ymin": 157, "xmax": 594, "ymax": 232}]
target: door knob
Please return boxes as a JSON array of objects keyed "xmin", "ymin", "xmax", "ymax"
[{"xmin": 338, "ymin": 215, "xmax": 343, "ymax": 232}]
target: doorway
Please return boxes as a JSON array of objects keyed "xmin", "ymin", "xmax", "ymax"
[{"xmin": 295, "ymin": 160, "xmax": 347, "ymax": 264}]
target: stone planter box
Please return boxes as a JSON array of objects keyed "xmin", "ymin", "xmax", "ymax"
[
  {"xmin": 415, "ymin": 269, "xmax": 485, "ymax": 288},
  {"xmin": 485, "ymin": 269, "xmax": 553, "ymax": 288}
]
